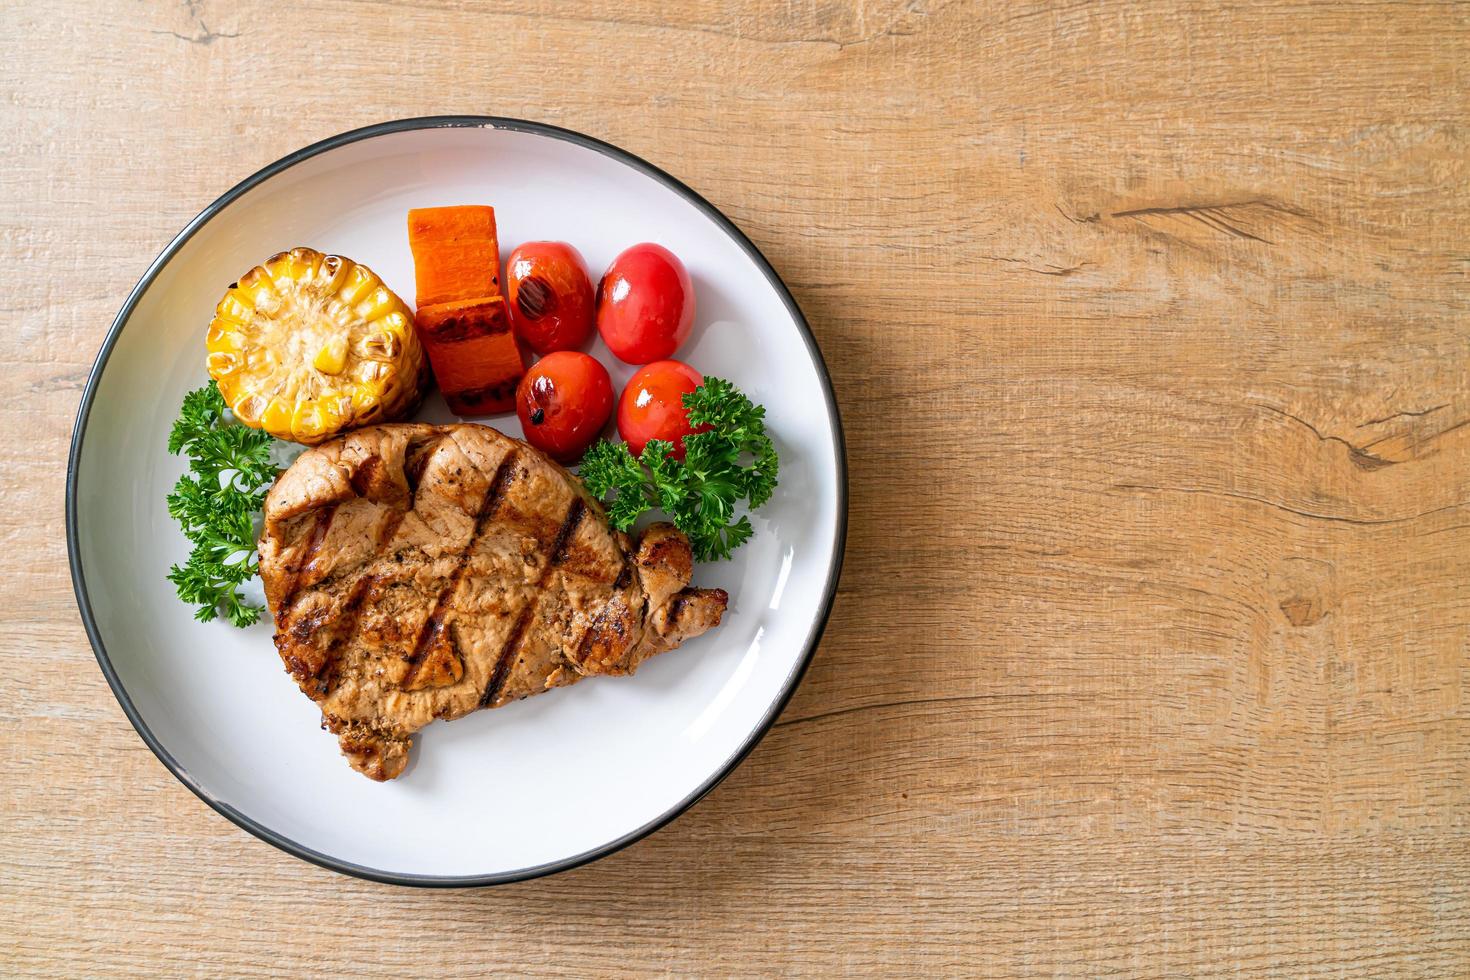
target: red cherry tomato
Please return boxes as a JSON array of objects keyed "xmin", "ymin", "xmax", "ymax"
[
  {"xmin": 595, "ymin": 243, "xmax": 695, "ymax": 364},
  {"xmin": 516, "ymin": 351, "xmax": 613, "ymax": 463},
  {"xmin": 617, "ymin": 360, "xmax": 710, "ymax": 460},
  {"xmin": 506, "ymin": 241, "xmax": 594, "ymax": 355}
]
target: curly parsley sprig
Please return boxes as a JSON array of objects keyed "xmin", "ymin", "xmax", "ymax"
[
  {"xmin": 580, "ymin": 377, "xmax": 778, "ymax": 561},
  {"xmin": 165, "ymin": 382, "xmax": 279, "ymax": 627}
]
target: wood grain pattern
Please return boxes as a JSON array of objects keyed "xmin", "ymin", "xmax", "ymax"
[{"xmin": 3, "ymin": 0, "xmax": 1468, "ymax": 975}]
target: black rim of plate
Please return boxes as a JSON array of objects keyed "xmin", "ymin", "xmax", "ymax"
[{"xmin": 65, "ymin": 115, "xmax": 848, "ymax": 888}]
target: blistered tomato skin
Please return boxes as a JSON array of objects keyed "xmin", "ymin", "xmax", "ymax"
[
  {"xmin": 596, "ymin": 243, "xmax": 695, "ymax": 364},
  {"xmin": 515, "ymin": 351, "xmax": 614, "ymax": 463},
  {"xmin": 506, "ymin": 242, "xmax": 595, "ymax": 355},
  {"xmin": 617, "ymin": 359, "xmax": 710, "ymax": 460}
]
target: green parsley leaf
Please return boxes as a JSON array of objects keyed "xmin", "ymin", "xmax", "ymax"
[
  {"xmin": 578, "ymin": 377, "xmax": 778, "ymax": 562},
  {"xmin": 165, "ymin": 381, "xmax": 279, "ymax": 627}
]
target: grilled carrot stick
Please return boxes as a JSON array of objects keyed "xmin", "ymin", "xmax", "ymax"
[{"xmin": 407, "ymin": 205, "xmax": 525, "ymax": 415}]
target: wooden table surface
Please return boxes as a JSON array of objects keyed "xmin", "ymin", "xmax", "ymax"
[{"xmin": 6, "ymin": 1, "xmax": 1468, "ymax": 976}]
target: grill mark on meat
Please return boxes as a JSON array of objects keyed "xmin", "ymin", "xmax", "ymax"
[
  {"xmin": 571, "ymin": 593, "xmax": 631, "ymax": 670},
  {"xmin": 298, "ymin": 504, "xmax": 338, "ymax": 580},
  {"xmin": 666, "ymin": 593, "xmax": 688, "ymax": 627},
  {"xmin": 279, "ymin": 605, "xmax": 330, "ymax": 681},
  {"xmin": 276, "ymin": 509, "xmax": 406, "ymax": 605},
  {"xmin": 404, "ymin": 435, "xmax": 445, "ymax": 490},
  {"xmin": 316, "ymin": 574, "xmax": 376, "ymax": 696},
  {"xmin": 401, "ymin": 452, "xmax": 519, "ymax": 688},
  {"xmin": 277, "ymin": 573, "xmax": 376, "ymax": 691},
  {"xmin": 549, "ymin": 498, "xmax": 586, "ymax": 564},
  {"xmin": 569, "ymin": 558, "xmax": 640, "ymax": 669},
  {"xmin": 479, "ymin": 603, "xmax": 536, "ymax": 708},
  {"xmin": 474, "ymin": 452, "xmax": 522, "ymax": 531},
  {"xmin": 280, "ymin": 503, "xmax": 338, "ymax": 613},
  {"xmin": 375, "ymin": 508, "xmax": 407, "ymax": 550},
  {"xmin": 402, "ymin": 580, "xmax": 460, "ymax": 688},
  {"xmin": 348, "ymin": 455, "xmax": 383, "ymax": 498},
  {"xmin": 479, "ymin": 498, "xmax": 587, "ymax": 707}
]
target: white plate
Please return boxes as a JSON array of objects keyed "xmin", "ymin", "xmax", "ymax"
[{"xmin": 67, "ymin": 117, "xmax": 846, "ymax": 885}]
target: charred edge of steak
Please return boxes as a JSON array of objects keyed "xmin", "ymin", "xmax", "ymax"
[
  {"xmin": 330, "ymin": 717, "xmax": 411, "ymax": 782},
  {"xmin": 477, "ymin": 497, "xmax": 587, "ymax": 708},
  {"xmin": 279, "ymin": 605, "xmax": 330, "ymax": 682},
  {"xmin": 637, "ymin": 531, "xmax": 692, "ymax": 583}
]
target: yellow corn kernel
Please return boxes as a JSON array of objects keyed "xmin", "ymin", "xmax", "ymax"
[
  {"xmin": 350, "ymin": 387, "xmax": 377, "ymax": 412},
  {"xmin": 318, "ymin": 394, "xmax": 350, "ymax": 429},
  {"xmin": 290, "ymin": 402, "xmax": 325, "ymax": 441},
  {"xmin": 261, "ymin": 398, "xmax": 292, "ymax": 434},
  {"xmin": 313, "ymin": 337, "xmax": 348, "ymax": 375},
  {"xmin": 206, "ymin": 323, "xmax": 244, "ymax": 351},
  {"xmin": 233, "ymin": 393, "xmax": 266, "ymax": 426},
  {"xmin": 206, "ymin": 351, "xmax": 240, "ymax": 376},
  {"xmin": 361, "ymin": 329, "xmax": 401, "ymax": 361},
  {"xmin": 314, "ymin": 254, "xmax": 349, "ymax": 294},
  {"xmin": 337, "ymin": 264, "xmax": 376, "ymax": 306},
  {"xmin": 245, "ymin": 346, "xmax": 277, "ymax": 372}
]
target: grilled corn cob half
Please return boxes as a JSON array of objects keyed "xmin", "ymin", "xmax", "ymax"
[{"xmin": 205, "ymin": 247, "xmax": 428, "ymax": 444}]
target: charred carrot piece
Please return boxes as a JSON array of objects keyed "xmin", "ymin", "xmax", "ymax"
[
  {"xmin": 414, "ymin": 296, "xmax": 526, "ymax": 415},
  {"xmin": 407, "ymin": 204, "xmax": 526, "ymax": 414},
  {"xmin": 407, "ymin": 206, "xmax": 501, "ymax": 306}
]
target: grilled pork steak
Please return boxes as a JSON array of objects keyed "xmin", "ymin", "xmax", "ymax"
[{"xmin": 258, "ymin": 422, "xmax": 727, "ymax": 780}]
